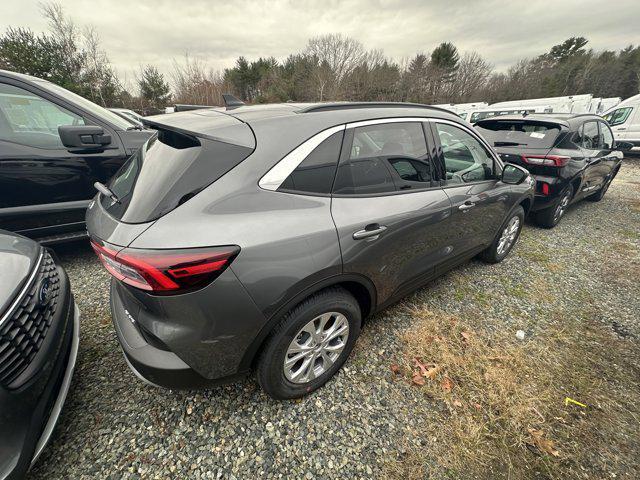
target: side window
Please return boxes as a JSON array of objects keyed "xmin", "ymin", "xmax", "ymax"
[
  {"xmin": 603, "ymin": 107, "xmax": 632, "ymax": 126},
  {"xmin": 0, "ymin": 82, "xmax": 85, "ymax": 149},
  {"xmin": 599, "ymin": 122, "xmax": 614, "ymax": 150},
  {"xmin": 333, "ymin": 122, "xmax": 429, "ymax": 195},
  {"xmin": 435, "ymin": 122, "xmax": 495, "ymax": 184},
  {"xmin": 580, "ymin": 121, "xmax": 599, "ymax": 149},
  {"xmin": 278, "ymin": 131, "xmax": 343, "ymax": 195}
]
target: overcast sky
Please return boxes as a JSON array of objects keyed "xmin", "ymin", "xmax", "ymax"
[{"xmin": 2, "ymin": 0, "xmax": 639, "ymax": 89}]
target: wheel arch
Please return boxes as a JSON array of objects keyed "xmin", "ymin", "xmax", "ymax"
[{"xmin": 239, "ymin": 273, "xmax": 377, "ymax": 370}]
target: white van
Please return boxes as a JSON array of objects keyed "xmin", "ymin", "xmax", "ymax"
[
  {"xmin": 603, "ymin": 93, "xmax": 640, "ymax": 150},
  {"xmin": 490, "ymin": 94, "xmax": 593, "ymax": 114},
  {"xmin": 466, "ymin": 105, "xmax": 553, "ymax": 124}
]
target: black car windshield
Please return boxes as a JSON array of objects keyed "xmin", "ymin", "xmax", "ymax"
[
  {"xmin": 475, "ymin": 120, "xmax": 561, "ymax": 149},
  {"xmin": 34, "ymin": 80, "xmax": 133, "ymax": 130}
]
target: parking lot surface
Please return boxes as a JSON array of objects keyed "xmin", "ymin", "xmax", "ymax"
[{"xmin": 29, "ymin": 160, "xmax": 639, "ymax": 479}]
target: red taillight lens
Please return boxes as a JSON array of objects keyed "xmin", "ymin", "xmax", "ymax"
[
  {"xmin": 521, "ymin": 155, "xmax": 570, "ymax": 167},
  {"xmin": 540, "ymin": 182, "xmax": 550, "ymax": 195},
  {"xmin": 90, "ymin": 240, "xmax": 240, "ymax": 294}
]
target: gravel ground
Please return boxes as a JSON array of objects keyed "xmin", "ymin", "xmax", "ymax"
[{"xmin": 29, "ymin": 159, "xmax": 640, "ymax": 479}]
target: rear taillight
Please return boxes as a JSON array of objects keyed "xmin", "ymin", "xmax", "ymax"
[
  {"xmin": 521, "ymin": 154, "xmax": 570, "ymax": 167},
  {"xmin": 540, "ymin": 182, "xmax": 550, "ymax": 195},
  {"xmin": 90, "ymin": 240, "xmax": 240, "ymax": 294}
]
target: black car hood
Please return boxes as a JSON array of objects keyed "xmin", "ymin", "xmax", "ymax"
[{"xmin": 0, "ymin": 230, "xmax": 41, "ymax": 317}]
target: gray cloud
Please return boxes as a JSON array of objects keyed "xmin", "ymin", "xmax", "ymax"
[{"xmin": 1, "ymin": 0, "xmax": 639, "ymax": 89}]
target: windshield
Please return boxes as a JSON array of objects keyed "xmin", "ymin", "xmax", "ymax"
[
  {"xmin": 34, "ymin": 80, "xmax": 133, "ymax": 130},
  {"xmin": 603, "ymin": 107, "xmax": 632, "ymax": 126},
  {"xmin": 474, "ymin": 120, "xmax": 561, "ymax": 149}
]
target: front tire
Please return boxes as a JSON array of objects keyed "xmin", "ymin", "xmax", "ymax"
[
  {"xmin": 257, "ymin": 287, "xmax": 361, "ymax": 400},
  {"xmin": 533, "ymin": 184, "xmax": 573, "ymax": 228},
  {"xmin": 480, "ymin": 205, "xmax": 524, "ymax": 264}
]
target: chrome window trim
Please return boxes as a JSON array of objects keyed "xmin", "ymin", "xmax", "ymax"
[
  {"xmin": 0, "ymin": 250, "xmax": 44, "ymax": 328},
  {"xmin": 258, "ymin": 116, "xmax": 501, "ymax": 192},
  {"xmin": 259, "ymin": 124, "xmax": 346, "ymax": 191}
]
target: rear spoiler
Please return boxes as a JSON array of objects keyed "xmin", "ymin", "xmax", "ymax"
[
  {"xmin": 174, "ymin": 95, "xmax": 245, "ymax": 113},
  {"xmin": 474, "ymin": 117, "xmax": 570, "ymax": 129}
]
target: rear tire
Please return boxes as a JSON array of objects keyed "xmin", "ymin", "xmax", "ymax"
[
  {"xmin": 480, "ymin": 205, "xmax": 524, "ymax": 264},
  {"xmin": 257, "ymin": 287, "xmax": 361, "ymax": 400},
  {"xmin": 533, "ymin": 184, "xmax": 573, "ymax": 229}
]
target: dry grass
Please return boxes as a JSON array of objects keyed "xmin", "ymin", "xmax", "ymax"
[{"xmin": 384, "ymin": 307, "xmax": 640, "ymax": 479}]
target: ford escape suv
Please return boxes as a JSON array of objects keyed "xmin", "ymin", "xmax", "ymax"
[
  {"xmin": 86, "ymin": 102, "xmax": 534, "ymax": 399},
  {"xmin": 475, "ymin": 113, "xmax": 629, "ymax": 228}
]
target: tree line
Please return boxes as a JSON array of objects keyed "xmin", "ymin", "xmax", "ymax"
[{"xmin": 1, "ymin": 3, "xmax": 639, "ymax": 113}]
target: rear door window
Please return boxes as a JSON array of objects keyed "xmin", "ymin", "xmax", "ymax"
[
  {"xmin": 598, "ymin": 122, "xmax": 614, "ymax": 150},
  {"xmin": 333, "ymin": 122, "xmax": 429, "ymax": 194},
  {"xmin": 278, "ymin": 130, "xmax": 343, "ymax": 195},
  {"xmin": 579, "ymin": 121, "xmax": 600, "ymax": 149},
  {"xmin": 474, "ymin": 120, "xmax": 561, "ymax": 149}
]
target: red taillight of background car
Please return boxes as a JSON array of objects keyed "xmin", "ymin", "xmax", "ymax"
[
  {"xmin": 90, "ymin": 240, "xmax": 240, "ymax": 294},
  {"xmin": 521, "ymin": 154, "xmax": 570, "ymax": 167}
]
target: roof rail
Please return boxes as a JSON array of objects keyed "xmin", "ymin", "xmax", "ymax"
[{"xmin": 299, "ymin": 102, "xmax": 454, "ymax": 115}]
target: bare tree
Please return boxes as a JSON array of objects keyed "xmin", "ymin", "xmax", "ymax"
[
  {"xmin": 451, "ymin": 52, "xmax": 492, "ymax": 102},
  {"xmin": 171, "ymin": 55, "xmax": 227, "ymax": 106},
  {"xmin": 305, "ymin": 34, "xmax": 366, "ymax": 100}
]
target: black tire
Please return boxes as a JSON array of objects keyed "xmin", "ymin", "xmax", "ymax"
[
  {"xmin": 586, "ymin": 170, "xmax": 616, "ymax": 202},
  {"xmin": 256, "ymin": 287, "xmax": 361, "ymax": 400},
  {"xmin": 533, "ymin": 184, "xmax": 573, "ymax": 229},
  {"xmin": 480, "ymin": 205, "xmax": 525, "ymax": 264}
]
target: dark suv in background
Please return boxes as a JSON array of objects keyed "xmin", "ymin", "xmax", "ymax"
[
  {"xmin": 87, "ymin": 102, "xmax": 534, "ymax": 399},
  {"xmin": 0, "ymin": 70, "xmax": 153, "ymax": 244},
  {"xmin": 475, "ymin": 113, "xmax": 630, "ymax": 228}
]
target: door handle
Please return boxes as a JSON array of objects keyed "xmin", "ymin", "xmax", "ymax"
[
  {"xmin": 458, "ymin": 202, "xmax": 476, "ymax": 211},
  {"xmin": 353, "ymin": 224, "xmax": 387, "ymax": 240},
  {"xmin": 617, "ymin": 127, "xmax": 627, "ymax": 131}
]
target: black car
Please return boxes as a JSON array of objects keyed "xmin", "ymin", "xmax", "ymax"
[
  {"xmin": 87, "ymin": 102, "xmax": 534, "ymax": 399},
  {"xmin": 474, "ymin": 113, "xmax": 632, "ymax": 228},
  {"xmin": 0, "ymin": 230, "xmax": 79, "ymax": 479},
  {"xmin": 0, "ymin": 70, "xmax": 154, "ymax": 244}
]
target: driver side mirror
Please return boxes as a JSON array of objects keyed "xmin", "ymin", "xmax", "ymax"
[
  {"xmin": 615, "ymin": 141, "xmax": 634, "ymax": 152},
  {"xmin": 59, "ymin": 125, "xmax": 112, "ymax": 152},
  {"xmin": 501, "ymin": 163, "xmax": 529, "ymax": 184}
]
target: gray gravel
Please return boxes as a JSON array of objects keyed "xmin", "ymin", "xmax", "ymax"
[{"xmin": 29, "ymin": 159, "xmax": 640, "ymax": 479}]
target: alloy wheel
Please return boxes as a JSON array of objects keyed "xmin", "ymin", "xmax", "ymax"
[
  {"xmin": 283, "ymin": 312, "xmax": 349, "ymax": 384},
  {"xmin": 554, "ymin": 192, "xmax": 571, "ymax": 223},
  {"xmin": 496, "ymin": 216, "xmax": 520, "ymax": 256}
]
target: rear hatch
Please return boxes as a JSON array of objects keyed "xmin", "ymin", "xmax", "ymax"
[
  {"xmin": 474, "ymin": 118, "xmax": 565, "ymax": 173},
  {"xmin": 86, "ymin": 109, "xmax": 255, "ymax": 247}
]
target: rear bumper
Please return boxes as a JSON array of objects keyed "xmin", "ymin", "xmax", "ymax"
[
  {"xmin": 109, "ymin": 273, "xmax": 263, "ymax": 389},
  {"xmin": 0, "ymin": 276, "xmax": 79, "ymax": 480},
  {"xmin": 529, "ymin": 175, "xmax": 566, "ymax": 212}
]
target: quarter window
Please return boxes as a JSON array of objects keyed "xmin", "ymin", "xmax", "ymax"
[
  {"xmin": 435, "ymin": 122, "xmax": 495, "ymax": 184},
  {"xmin": 0, "ymin": 82, "xmax": 85, "ymax": 149},
  {"xmin": 278, "ymin": 130, "xmax": 343, "ymax": 195},
  {"xmin": 333, "ymin": 122, "xmax": 430, "ymax": 195}
]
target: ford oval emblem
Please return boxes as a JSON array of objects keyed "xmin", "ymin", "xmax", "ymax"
[{"xmin": 38, "ymin": 277, "xmax": 53, "ymax": 305}]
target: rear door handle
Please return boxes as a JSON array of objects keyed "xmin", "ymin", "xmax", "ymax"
[
  {"xmin": 353, "ymin": 224, "xmax": 387, "ymax": 240},
  {"xmin": 458, "ymin": 202, "xmax": 476, "ymax": 211}
]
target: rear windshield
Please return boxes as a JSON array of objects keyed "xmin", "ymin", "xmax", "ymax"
[
  {"xmin": 101, "ymin": 129, "xmax": 253, "ymax": 223},
  {"xmin": 474, "ymin": 120, "xmax": 561, "ymax": 149}
]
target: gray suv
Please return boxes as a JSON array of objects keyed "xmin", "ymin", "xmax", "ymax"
[{"xmin": 86, "ymin": 102, "xmax": 534, "ymax": 399}]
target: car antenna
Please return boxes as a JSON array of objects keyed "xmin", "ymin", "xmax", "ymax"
[{"xmin": 222, "ymin": 94, "xmax": 245, "ymax": 110}]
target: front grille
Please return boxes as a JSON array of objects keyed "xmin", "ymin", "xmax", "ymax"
[{"xmin": 0, "ymin": 251, "xmax": 60, "ymax": 388}]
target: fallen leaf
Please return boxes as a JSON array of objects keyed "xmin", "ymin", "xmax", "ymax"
[
  {"xmin": 413, "ymin": 358, "xmax": 431, "ymax": 377},
  {"xmin": 473, "ymin": 403, "xmax": 482, "ymax": 410},
  {"xmin": 412, "ymin": 372, "xmax": 426, "ymax": 386},
  {"xmin": 453, "ymin": 399, "xmax": 462, "ymax": 407},
  {"xmin": 390, "ymin": 364, "xmax": 400, "ymax": 374},
  {"xmin": 441, "ymin": 377, "xmax": 454, "ymax": 393},
  {"xmin": 461, "ymin": 331, "xmax": 471, "ymax": 342},
  {"xmin": 528, "ymin": 428, "xmax": 560, "ymax": 457},
  {"xmin": 425, "ymin": 364, "xmax": 443, "ymax": 380}
]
